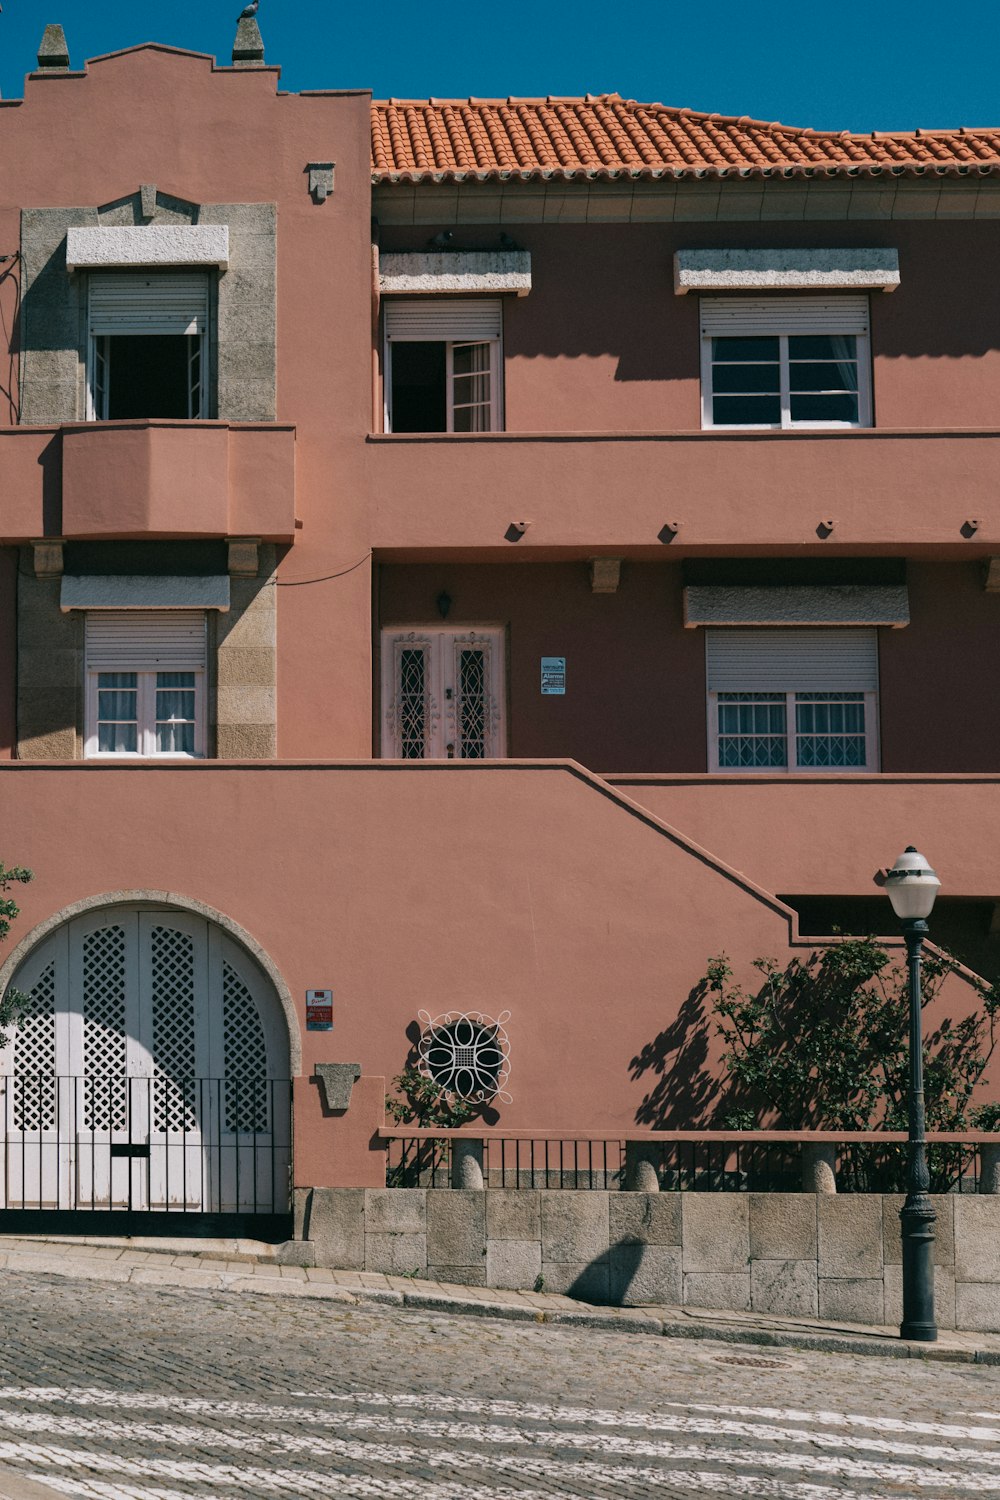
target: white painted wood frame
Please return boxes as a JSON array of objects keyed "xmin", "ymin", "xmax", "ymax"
[
  {"xmin": 0, "ymin": 909, "xmax": 290, "ymax": 1214},
  {"xmin": 382, "ymin": 298, "xmax": 503, "ymax": 433},
  {"xmin": 699, "ymin": 294, "xmax": 872, "ymax": 431},
  {"xmin": 380, "ymin": 626, "xmax": 507, "ymax": 759},
  {"xmin": 705, "ymin": 628, "xmax": 880, "ymax": 774}
]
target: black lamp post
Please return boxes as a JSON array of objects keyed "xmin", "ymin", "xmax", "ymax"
[{"xmin": 884, "ymin": 845, "xmax": 941, "ymax": 1343}]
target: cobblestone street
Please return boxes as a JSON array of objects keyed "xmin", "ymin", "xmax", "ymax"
[{"xmin": 0, "ymin": 1270, "xmax": 999, "ymax": 1498}]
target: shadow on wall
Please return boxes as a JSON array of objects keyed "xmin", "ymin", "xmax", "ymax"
[
  {"xmin": 561, "ymin": 1239, "xmax": 675, "ymax": 1309},
  {"xmin": 629, "ymin": 978, "xmax": 725, "ymax": 1128},
  {"xmin": 36, "ymin": 434, "xmax": 62, "ymax": 535}
]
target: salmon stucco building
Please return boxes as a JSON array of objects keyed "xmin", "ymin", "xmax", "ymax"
[{"xmin": 0, "ymin": 20, "xmax": 999, "ymax": 1284}]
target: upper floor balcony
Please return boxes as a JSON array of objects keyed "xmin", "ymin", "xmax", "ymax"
[
  {"xmin": 1, "ymin": 420, "xmax": 297, "ymax": 543},
  {"xmin": 367, "ymin": 429, "xmax": 1000, "ymax": 555}
]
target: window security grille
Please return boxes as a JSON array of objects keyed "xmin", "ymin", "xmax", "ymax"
[
  {"xmin": 381, "ymin": 628, "xmax": 505, "ymax": 759},
  {"xmin": 706, "ymin": 629, "xmax": 878, "ymax": 772}
]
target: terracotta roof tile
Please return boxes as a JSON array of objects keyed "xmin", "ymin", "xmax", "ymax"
[{"xmin": 371, "ymin": 95, "xmax": 1000, "ymax": 183}]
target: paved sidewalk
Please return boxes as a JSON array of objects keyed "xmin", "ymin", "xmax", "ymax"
[
  {"xmin": 0, "ymin": 1466, "xmax": 68, "ymax": 1499},
  {"xmin": 1, "ymin": 1231, "xmax": 998, "ymax": 1366}
]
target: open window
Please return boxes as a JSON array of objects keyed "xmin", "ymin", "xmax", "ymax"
[
  {"xmin": 383, "ymin": 299, "xmax": 502, "ymax": 433},
  {"xmin": 706, "ymin": 628, "xmax": 879, "ymax": 773},
  {"xmin": 84, "ymin": 611, "xmax": 207, "ymax": 759},
  {"xmin": 87, "ymin": 272, "xmax": 210, "ymax": 421},
  {"xmin": 700, "ymin": 296, "xmax": 872, "ymax": 430}
]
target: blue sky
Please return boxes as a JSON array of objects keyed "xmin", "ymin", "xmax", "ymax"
[{"xmin": 1, "ymin": 0, "xmax": 997, "ymax": 134}]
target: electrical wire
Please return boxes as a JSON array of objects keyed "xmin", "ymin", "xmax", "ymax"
[
  {"xmin": 274, "ymin": 550, "xmax": 372, "ymax": 586},
  {"xmin": 0, "ymin": 252, "xmax": 21, "ymax": 425}
]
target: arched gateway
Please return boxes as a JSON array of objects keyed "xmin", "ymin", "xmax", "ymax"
[{"xmin": 1, "ymin": 904, "xmax": 291, "ymax": 1217}]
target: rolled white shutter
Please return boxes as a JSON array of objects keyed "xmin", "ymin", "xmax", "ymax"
[
  {"xmin": 706, "ymin": 629, "xmax": 879, "ymax": 693},
  {"xmin": 700, "ymin": 295, "xmax": 869, "ymax": 337},
  {"xmin": 86, "ymin": 611, "xmax": 207, "ymax": 672},
  {"xmin": 384, "ymin": 298, "xmax": 502, "ymax": 341},
  {"xmin": 88, "ymin": 273, "xmax": 210, "ymax": 336}
]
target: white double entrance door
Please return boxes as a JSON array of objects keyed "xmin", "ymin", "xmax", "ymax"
[
  {"xmin": 3, "ymin": 907, "xmax": 288, "ymax": 1213},
  {"xmin": 381, "ymin": 627, "xmax": 506, "ymax": 759}
]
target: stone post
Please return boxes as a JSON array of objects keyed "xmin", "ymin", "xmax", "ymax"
[
  {"xmin": 232, "ymin": 18, "xmax": 265, "ymax": 67},
  {"xmin": 451, "ymin": 1138, "xmax": 484, "ymax": 1190},
  {"xmin": 980, "ymin": 1142, "xmax": 1000, "ymax": 1195},
  {"xmin": 37, "ymin": 25, "xmax": 70, "ymax": 71},
  {"xmin": 625, "ymin": 1141, "xmax": 661, "ymax": 1192},
  {"xmin": 801, "ymin": 1142, "xmax": 837, "ymax": 1194}
]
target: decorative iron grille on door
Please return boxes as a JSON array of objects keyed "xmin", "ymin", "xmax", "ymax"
[
  {"xmin": 381, "ymin": 627, "xmax": 505, "ymax": 759},
  {"xmin": 0, "ymin": 907, "xmax": 290, "ymax": 1215}
]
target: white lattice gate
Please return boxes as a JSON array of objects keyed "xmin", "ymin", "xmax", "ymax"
[{"xmin": 1, "ymin": 908, "xmax": 290, "ymax": 1215}]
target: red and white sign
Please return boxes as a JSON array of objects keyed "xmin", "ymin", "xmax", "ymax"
[{"xmin": 306, "ymin": 989, "xmax": 333, "ymax": 1030}]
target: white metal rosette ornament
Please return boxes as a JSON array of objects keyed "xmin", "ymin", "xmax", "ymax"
[{"xmin": 416, "ymin": 1009, "xmax": 511, "ymax": 1103}]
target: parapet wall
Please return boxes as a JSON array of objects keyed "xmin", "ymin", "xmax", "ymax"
[{"xmin": 294, "ymin": 1187, "xmax": 1000, "ymax": 1334}]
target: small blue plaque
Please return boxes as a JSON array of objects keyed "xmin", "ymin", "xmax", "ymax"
[{"xmin": 541, "ymin": 657, "xmax": 566, "ymax": 695}]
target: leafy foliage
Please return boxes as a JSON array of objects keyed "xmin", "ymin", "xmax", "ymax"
[
  {"xmin": 385, "ymin": 1063, "xmax": 477, "ymax": 1129},
  {"xmin": 385, "ymin": 1064, "xmax": 478, "ymax": 1188},
  {"xmin": 0, "ymin": 862, "xmax": 32, "ymax": 1045},
  {"xmin": 705, "ymin": 937, "xmax": 1000, "ymax": 1132}
]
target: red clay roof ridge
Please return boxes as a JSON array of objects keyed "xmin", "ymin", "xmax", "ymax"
[
  {"xmin": 371, "ymin": 97, "xmax": 1000, "ymax": 182},
  {"xmin": 373, "ymin": 96, "xmax": 1000, "ymax": 141}
]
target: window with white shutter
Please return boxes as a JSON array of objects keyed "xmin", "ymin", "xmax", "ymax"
[
  {"xmin": 87, "ymin": 272, "xmax": 210, "ymax": 421},
  {"xmin": 84, "ymin": 611, "xmax": 207, "ymax": 759},
  {"xmin": 700, "ymin": 296, "xmax": 872, "ymax": 430},
  {"xmin": 383, "ymin": 299, "xmax": 502, "ymax": 433},
  {"xmin": 706, "ymin": 628, "xmax": 879, "ymax": 773}
]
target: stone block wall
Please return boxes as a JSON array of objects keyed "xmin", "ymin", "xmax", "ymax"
[{"xmin": 294, "ymin": 1187, "xmax": 1000, "ymax": 1333}]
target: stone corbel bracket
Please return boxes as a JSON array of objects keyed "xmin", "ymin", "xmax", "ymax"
[
  {"xmin": 307, "ymin": 164, "xmax": 335, "ymax": 203},
  {"xmin": 32, "ymin": 539, "xmax": 64, "ymax": 578},
  {"xmin": 314, "ymin": 1062, "xmax": 362, "ymax": 1112}
]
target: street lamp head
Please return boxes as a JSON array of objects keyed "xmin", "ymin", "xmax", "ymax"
[{"xmin": 885, "ymin": 845, "xmax": 941, "ymax": 922}]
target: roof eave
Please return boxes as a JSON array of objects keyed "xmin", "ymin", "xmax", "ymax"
[{"xmin": 372, "ymin": 162, "xmax": 1000, "ymax": 186}]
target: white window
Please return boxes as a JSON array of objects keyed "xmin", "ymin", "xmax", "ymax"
[
  {"xmin": 84, "ymin": 611, "xmax": 207, "ymax": 759},
  {"xmin": 700, "ymin": 295, "xmax": 871, "ymax": 430},
  {"xmin": 706, "ymin": 628, "xmax": 878, "ymax": 773},
  {"xmin": 383, "ymin": 299, "xmax": 502, "ymax": 433},
  {"xmin": 87, "ymin": 272, "xmax": 209, "ymax": 421}
]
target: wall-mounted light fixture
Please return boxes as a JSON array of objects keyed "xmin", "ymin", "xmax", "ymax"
[{"xmin": 437, "ymin": 591, "xmax": 453, "ymax": 620}]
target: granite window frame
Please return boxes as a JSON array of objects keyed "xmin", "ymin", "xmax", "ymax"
[{"xmin": 19, "ymin": 201, "xmax": 276, "ymax": 425}]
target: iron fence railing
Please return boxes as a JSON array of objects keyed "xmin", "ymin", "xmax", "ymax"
[
  {"xmin": 386, "ymin": 1135, "xmax": 627, "ymax": 1190},
  {"xmin": 381, "ymin": 1128, "xmax": 1000, "ymax": 1194},
  {"xmin": 0, "ymin": 1075, "xmax": 292, "ymax": 1215}
]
